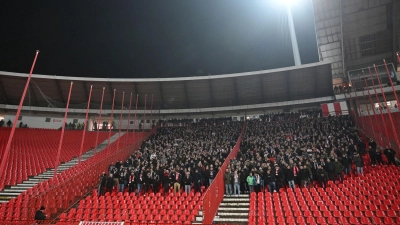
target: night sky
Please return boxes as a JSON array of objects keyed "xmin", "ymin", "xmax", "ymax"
[{"xmin": 0, "ymin": 0, "xmax": 319, "ymax": 78}]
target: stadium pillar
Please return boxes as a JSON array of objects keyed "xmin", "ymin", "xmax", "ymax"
[
  {"xmin": 93, "ymin": 87, "xmax": 105, "ymax": 155},
  {"xmin": 374, "ymin": 64, "xmax": 400, "ymax": 149},
  {"xmin": 143, "ymin": 94, "xmax": 147, "ymax": 136},
  {"xmin": 78, "ymin": 85, "xmax": 93, "ymax": 164},
  {"xmin": 117, "ymin": 92, "xmax": 125, "ymax": 152},
  {"xmin": 125, "ymin": 93, "xmax": 133, "ymax": 145},
  {"xmin": 362, "ymin": 71, "xmax": 380, "ymax": 140},
  {"xmin": 368, "ymin": 67, "xmax": 390, "ymax": 142},
  {"xmin": 107, "ymin": 89, "xmax": 116, "ymax": 156},
  {"xmin": 54, "ymin": 82, "xmax": 73, "ymax": 177},
  {"xmin": 0, "ymin": 50, "xmax": 39, "ymax": 179},
  {"xmin": 286, "ymin": 4, "xmax": 301, "ymax": 66}
]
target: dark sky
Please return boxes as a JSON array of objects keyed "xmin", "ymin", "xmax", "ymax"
[{"xmin": 0, "ymin": 0, "xmax": 319, "ymax": 78}]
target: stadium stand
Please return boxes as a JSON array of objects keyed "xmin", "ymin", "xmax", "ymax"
[
  {"xmin": 57, "ymin": 122, "xmax": 244, "ymax": 224},
  {"xmin": 0, "ymin": 130, "xmax": 151, "ymax": 223},
  {"xmin": 0, "ymin": 128, "xmax": 112, "ymax": 190}
]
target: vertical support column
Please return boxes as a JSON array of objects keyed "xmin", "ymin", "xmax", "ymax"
[
  {"xmin": 150, "ymin": 94, "xmax": 154, "ymax": 130},
  {"xmin": 54, "ymin": 82, "xmax": 73, "ymax": 177},
  {"xmin": 94, "ymin": 87, "xmax": 105, "ymax": 155},
  {"xmin": 359, "ymin": 74, "xmax": 376, "ymax": 140},
  {"xmin": 143, "ymin": 94, "xmax": 147, "ymax": 134},
  {"xmin": 78, "ymin": 85, "xmax": 93, "ymax": 164},
  {"xmin": 133, "ymin": 94, "xmax": 139, "ymax": 139}
]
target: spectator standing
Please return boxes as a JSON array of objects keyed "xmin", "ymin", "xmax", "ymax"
[
  {"xmin": 128, "ymin": 171, "xmax": 136, "ymax": 193},
  {"xmin": 171, "ymin": 169, "xmax": 182, "ymax": 195},
  {"xmin": 106, "ymin": 174, "xmax": 114, "ymax": 193},
  {"xmin": 192, "ymin": 169, "xmax": 202, "ymax": 193},
  {"xmin": 316, "ymin": 165, "xmax": 328, "ymax": 188},
  {"xmin": 7, "ymin": 119, "xmax": 11, "ymax": 127},
  {"xmin": 353, "ymin": 153, "xmax": 364, "ymax": 175},
  {"xmin": 284, "ymin": 165, "xmax": 295, "ymax": 189},
  {"xmin": 384, "ymin": 146, "xmax": 396, "ymax": 165},
  {"xmin": 98, "ymin": 172, "xmax": 107, "ymax": 196},
  {"xmin": 334, "ymin": 158, "xmax": 344, "ymax": 182},
  {"xmin": 224, "ymin": 169, "xmax": 233, "ymax": 196},
  {"xmin": 233, "ymin": 170, "xmax": 241, "ymax": 196},
  {"xmin": 247, "ymin": 172, "xmax": 254, "ymax": 193},
  {"xmin": 183, "ymin": 171, "xmax": 192, "ymax": 194},
  {"xmin": 264, "ymin": 170, "xmax": 276, "ymax": 193}
]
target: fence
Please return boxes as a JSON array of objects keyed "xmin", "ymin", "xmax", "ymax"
[
  {"xmin": 202, "ymin": 124, "xmax": 245, "ymax": 224},
  {"xmin": 1, "ymin": 128, "xmax": 157, "ymax": 224},
  {"xmin": 355, "ymin": 111, "xmax": 400, "ymax": 157}
]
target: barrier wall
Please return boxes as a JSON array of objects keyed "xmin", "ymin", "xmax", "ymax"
[
  {"xmin": 11, "ymin": 129, "xmax": 156, "ymax": 223},
  {"xmin": 202, "ymin": 124, "xmax": 245, "ymax": 224}
]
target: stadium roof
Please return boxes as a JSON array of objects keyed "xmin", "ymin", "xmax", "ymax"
[{"xmin": 0, "ymin": 61, "xmax": 333, "ymax": 111}]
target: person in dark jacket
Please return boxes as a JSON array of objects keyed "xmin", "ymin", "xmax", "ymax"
[
  {"xmin": 341, "ymin": 155, "xmax": 351, "ymax": 174},
  {"xmin": 284, "ymin": 165, "xmax": 295, "ymax": 189},
  {"xmin": 316, "ymin": 165, "xmax": 328, "ymax": 188},
  {"xmin": 333, "ymin": 158, "xmax": 344, "ymax": 182},
  {"xmin": 35, "ymin": 206, "xmax": 46, "ymax": 223},
  {"xmin": 192, "ymin": 169, "xmax": 203, "ymax": 194},
  {"xmin": 298, "ymin": 165, "xmax": 309, "ymax": 188},
  {"xmin": 264, "ymin": 170, "xmax": 276, "ymax": 193},
  {"xmin": 182, "ymin": 171, "xmax": 192, "ymax": 194},
  {"xmin": 353, "ymin": 153, "xmax": 364, "ymax": 175},
  {"xmin": 162, "ymin": 169, "xmax": 171, "ymax": 195},
  {"xmin": 324, "ymin": 159, "xmax": 335, "ymax": 181},
  {"xmin": 223, "ymin": 168, "xmax": 233, "ymax": 195},
  {"xmin": 98, "ymin": 172, "xmax": 107, "ymax": 196},
  {"xmin": 384, "ymin": 146, "xmax": 396, "ymax": 165},
  {"xmin": 106, "ymin": 174, "xmax": 114, "ymax": 193}
]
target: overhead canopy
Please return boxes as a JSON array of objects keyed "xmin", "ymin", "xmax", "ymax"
[{"xmin": 0, "ymin": 61, "xmax": 333, "ymax": 110}]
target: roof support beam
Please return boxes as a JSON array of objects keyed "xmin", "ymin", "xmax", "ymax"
[
  {"xmin": 133, "ymin": 82, "xmax": 140, "ymax": 107},
  {"xmin": 233, "ymin": 78, "xmax": 239, "ymax": 105},
  {"xmin": 0, "ymin": 78, "xmax": 9, "ymax": 104},
  {"xmin": 158, "ymin": 82, "xmax": 165, "ymax": 109},
  {"xmin": 259, "ymin": 75, "xmax": 265, "ymax": 103},
  {"xmin": 314, "ymin": 67, "xmax": 318, "ymax": 97},
  {"xmin": 55, "ymin": 80, "xmax": 65, "ymax": 106},
  {"xmin": 28, "ymin": 84, "xmax": 37, "ymax": 106},
  {"xmin": 183, "ymin": 81, "xmax": 190, "ymax": 108},
  {"xmin": 208, "ymin": 79, "xmax": 214, "ymax": 108}
]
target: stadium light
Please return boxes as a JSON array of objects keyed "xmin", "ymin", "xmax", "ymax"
[{"xmin": 277, "ymin": 0, "xmax": 302, "ymax": 66}]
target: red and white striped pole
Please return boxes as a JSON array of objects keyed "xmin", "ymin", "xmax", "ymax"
[
  {"xmin": 78, "ymin": 85, "xmax": 93, "ymax": 164},
  {"xmin": 54, "ymin": 81, "xmax": 73, "ymax": 177},
  {"xmin": 125, "ymin": 93, "xmax": 133, "ymax": 145},
  {"xmin": 107, "ymin": 89, "xmax": 116, "ymax": 155},
  {"xmin": 362, "ymin": 71, "xmax": 380, "ymax": 139},
  {"xmin": 0, "ymin": 50, "xmax": 39, "ymax": 178},
  {"xmin": 93, "ymin": 87, "xmax": 105, "ymax": 155},
  {"xmin": 117, "ymin": 92, "xmax": 125, "ymax": 152},
  {"xmin": 368, "ymin": 67, "xmax": 390, "ymax": 141},
  {"xmin": 376, "ymin": 63, "xmax": 400, "ymax": 148}
]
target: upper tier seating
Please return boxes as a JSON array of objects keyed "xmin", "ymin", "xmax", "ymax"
[{"xmin": 0, "ymin": 128, "xmax": 112, "ymax": 189}]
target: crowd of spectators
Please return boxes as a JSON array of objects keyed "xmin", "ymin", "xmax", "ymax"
[
  {"xmin": 99, "ymin": 121, "xmax": 243, "ymax": 196},
  {"xmin": 223, "ymin": 113, "xmax": 397, "ymax": 196}
]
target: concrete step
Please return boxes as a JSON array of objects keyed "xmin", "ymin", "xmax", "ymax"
[
  {"xmin": 213, "ymin": 217, "xmax": 248, "ymax": 222},
  {"xmin": 16, "ymin": 183, "xmax": 37, "ymax": 187},
  {"xmin": 217, "ymin": 212, "xmax": 248, "ymax": 217},
  {"xmin": 0, "ymin": 192, "xmax": 21, "ymax": 196},
  {"xmin": 222, "ymin": 198, "xmax": 249, "ymax": 202},
  {"xmin": 218, "ymin": 207, "xmax": 249, "ymax": 211},
  {"xmin": 220, "ymin": 202, "xmax": 249, "ymax": 207}
]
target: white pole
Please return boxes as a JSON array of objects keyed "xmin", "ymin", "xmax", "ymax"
[{"xmin": 286, "ymin": 5, "xmax": 301, "ymax": 66}]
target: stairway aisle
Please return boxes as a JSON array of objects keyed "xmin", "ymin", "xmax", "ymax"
[
  {"xmin": 0, "ymin": 132, "xmax": 124, "ymax": 203},
  {"xmin": 214, "ymin": 194, "xmax": 250, "ymax": 224}
]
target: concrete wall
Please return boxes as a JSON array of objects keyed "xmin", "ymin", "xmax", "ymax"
[{"xmin": 312, "ymin": 0, "xmax": 398, "ymax": 82}]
